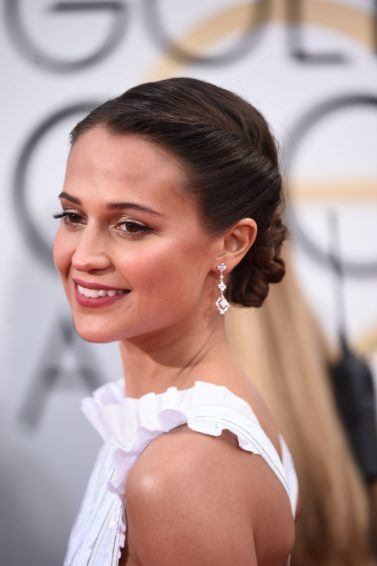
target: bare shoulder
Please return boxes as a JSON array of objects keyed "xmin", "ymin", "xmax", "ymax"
[
  {"xmin": 124, "ymin": 426, "xmax": 257, "ymax": 565},
  {"xmin": 124, "ymin": 424, "xmax": 294, "ymax": 565}
]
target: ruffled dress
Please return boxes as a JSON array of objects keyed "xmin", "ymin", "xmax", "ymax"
[{"xmin": 63, "ymin": 378, "xmax": 299, "ymax": 566}]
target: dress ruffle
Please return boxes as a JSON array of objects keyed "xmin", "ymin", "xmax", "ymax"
[
  {"xmin": 81, "ymin": 380, "xmax": 260, "ymax": 494},
  {"xmin": 63, "ymin": 379, "xmax": 297, "ymax": 566},
  {"xmin": 80, "ymin": 379, "xmax": 297, "ymax": 515}
]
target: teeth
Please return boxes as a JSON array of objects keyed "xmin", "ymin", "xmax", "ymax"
[{"xmin": 77, "ymin": 285, "xmax": 127, "ymax": 298}]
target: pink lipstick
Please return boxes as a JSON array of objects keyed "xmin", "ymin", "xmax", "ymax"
[{"xmin": 73, "ymin": 279, "xmax": 131, "ymax": 309}]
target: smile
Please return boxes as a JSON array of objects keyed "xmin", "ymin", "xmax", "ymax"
[
  {"xmin": 77, "ymin": 284, "xmax": 127, "ymax": 298},
  {"xmin": 74, "ymin": 283, "xmax": 131, "ymax": 308}
]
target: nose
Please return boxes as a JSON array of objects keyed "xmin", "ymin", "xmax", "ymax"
[{"xmin": 71, "ymin": 224, "xmax": 112, "ymax": 272}]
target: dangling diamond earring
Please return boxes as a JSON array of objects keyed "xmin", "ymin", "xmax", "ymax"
[{"xmin": 215, "ymin": 263, "xmax": 230, "ymax": 315}]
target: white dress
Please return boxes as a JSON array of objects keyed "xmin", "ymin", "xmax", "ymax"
[{"xmin": 63, "ymin": 379, "xmax": 299, "ymax": 566}]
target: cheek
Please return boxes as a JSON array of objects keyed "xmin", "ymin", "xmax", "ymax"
[{"xmin": 123, "ymin": 238, "xmax": 205, "ymax": 299}]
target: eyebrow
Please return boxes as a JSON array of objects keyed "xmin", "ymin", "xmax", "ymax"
[{"xmin": 58, "ymin": 191, "xmax": 164, "ymax": 217}]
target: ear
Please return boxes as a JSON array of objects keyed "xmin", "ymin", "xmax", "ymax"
[{"xmin": 216, "ymin": 218, "xmax": 258, "ymax": 272}]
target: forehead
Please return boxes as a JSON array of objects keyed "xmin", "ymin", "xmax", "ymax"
[{"xmin": 64, "ymin": 126, "xmax": 189, "ymax": 209}]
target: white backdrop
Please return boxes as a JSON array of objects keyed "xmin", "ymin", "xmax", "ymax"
[{"xmin": 1, "ymin": 1, "xmax": 376, "ymax": 564}]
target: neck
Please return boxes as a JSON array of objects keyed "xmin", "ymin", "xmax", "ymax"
[{"xmin": 118, "ymin": 310, "xmax": 238, "ymax": 398}]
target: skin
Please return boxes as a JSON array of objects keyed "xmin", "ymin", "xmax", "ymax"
[
  {"xmin": 53, "ymin": 125, "xmax": 297, "ymax": 565},
  {"xmin": 122, "ymin": 425, "xmax": 295, "ymax": 566},
  {"xmin": 53, "ymin": 125, "xmax": 258, "ymax": 398}
]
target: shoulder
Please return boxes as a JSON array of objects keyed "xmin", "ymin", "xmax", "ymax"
[
  {"xmin": 124, "ymin": 424, "xmax": 257, "ymax": 565},
  {"xmin": 124, "ymin": 424, "xmax": 292, "ymax": 565}
]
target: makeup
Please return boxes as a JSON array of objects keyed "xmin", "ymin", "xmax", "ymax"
[{"xmin": 73, "ymin": 282, "xmax": 131, "ymax": 308}]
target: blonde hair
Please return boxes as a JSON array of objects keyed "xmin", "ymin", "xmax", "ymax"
[{"xmin": 226, "ymin": 246, "xmax": 376, "ymax": 565}]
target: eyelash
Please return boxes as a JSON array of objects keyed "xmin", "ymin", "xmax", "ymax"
[{"xmin": 52, "ymin": 211, "xmax": 153, "ymax": 238}]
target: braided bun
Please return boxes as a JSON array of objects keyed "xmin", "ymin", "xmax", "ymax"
[{"xmin": 228, "ymin": 211, "xmax": 289, "ymax": 308}]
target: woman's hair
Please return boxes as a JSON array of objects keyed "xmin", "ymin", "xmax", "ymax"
[
  {"xmin": 70, "ymin": 77, "xmax": 289, "ymax": 308},
  {"xmin": 227, "ymin": 248, "xmax": 377, "ymax": 566}
]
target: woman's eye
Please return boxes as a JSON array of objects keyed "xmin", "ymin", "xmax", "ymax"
[
  {"xmin": 52, "ymin": 211, "xmax": 84, "ymax": 225},
  {"xmin": 116, "ymin": 220, "xmax": 152, "ymax": 237},
  {"xmin": 52, "ymin": 212, "xmax": 152, "ymax": 238}
]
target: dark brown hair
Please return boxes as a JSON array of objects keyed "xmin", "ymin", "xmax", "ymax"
[{"xmin": 70, "ymin": 77, "xmax": 289, "ymax": 308}]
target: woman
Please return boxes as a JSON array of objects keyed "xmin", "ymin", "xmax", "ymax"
[{"xmin": 53, "ymin": 77, "xmax": 299, "ymax": 566}]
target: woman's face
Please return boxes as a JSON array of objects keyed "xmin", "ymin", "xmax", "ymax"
[{"xmin": 53, "ymin": 125, "xmax": 221, "ymax": 343}]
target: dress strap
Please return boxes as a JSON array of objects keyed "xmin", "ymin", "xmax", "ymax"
[
  {"xmin": 81, "ymin": 378, "xmax": 298, "ymax": 518},
  {"xmin": 185, "ymin": 402, "xmax": 294, "ymax": 514}
]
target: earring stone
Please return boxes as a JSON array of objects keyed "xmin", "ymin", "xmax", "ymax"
[{"xmin": 215, "ymin": 263, "xmax": 230, "ymax": 315}]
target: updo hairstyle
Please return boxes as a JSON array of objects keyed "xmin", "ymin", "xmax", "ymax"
[{"xmin": 70, "ymin": 77, "xmax": 289, "ymax": 308}]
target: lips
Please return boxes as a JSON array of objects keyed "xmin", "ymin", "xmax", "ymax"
[
  {"xmin": 77, "ymin": 284, "xmax": 127, "ymax": 298},
  {"xmin": 73, "ymin": 281, "xmax": 131, "ymax": 308},
  {"xmin": 73, "ymin": 278, "xmax": 130, "ymax": 291}
]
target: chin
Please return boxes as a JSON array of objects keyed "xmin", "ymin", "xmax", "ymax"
[{"xmin": 72, "ymin": 319, "xmax": 119, "ymax": 344}]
